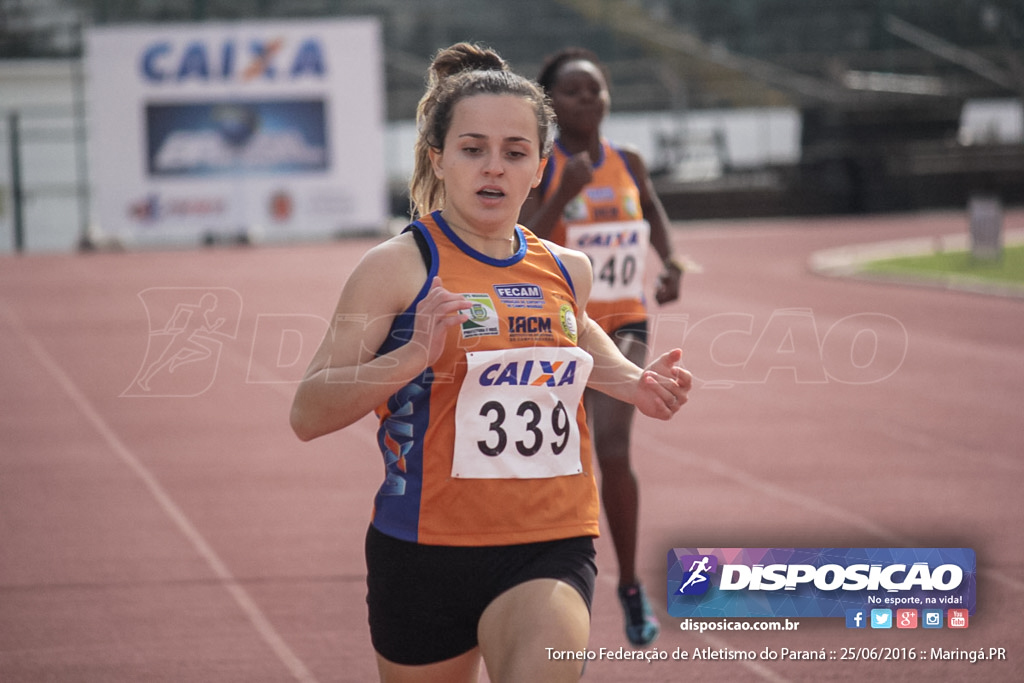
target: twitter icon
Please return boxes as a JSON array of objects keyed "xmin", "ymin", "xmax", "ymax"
[{"xmin": 870, "ymin": 609, "xmax": 893, "ymax": 629}]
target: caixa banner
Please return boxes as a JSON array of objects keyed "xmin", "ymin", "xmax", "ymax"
[
  {"xmin": 86, "ymin": 19, "xmax": 387, "ymax": 246},
  {"xmin": 667, "ymin": 548, "xmax": 975, "ymax": 618}
]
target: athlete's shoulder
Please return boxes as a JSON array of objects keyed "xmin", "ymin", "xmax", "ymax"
[
  {"xmin": 601, "ymin": 138, "xmax": 637, "ymax": 163},
  {"xmin": 360, "ymin": 229, "xmax": 424, "ymax": 270},
  {"xmin": 345, "ymin": 230, "xmax": 428, "ymax": 312},
  {"xmin": 608, "ymin": 142, "xmax": 651, "ymax": 178},
  {"xmin": 540, "ymin": 238, "xmax": 591, "ymax": 289}
]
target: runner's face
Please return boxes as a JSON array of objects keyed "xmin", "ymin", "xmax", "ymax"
[
  {"xmin": 430, "ymin": 94, "xmax": 545, "ymax": 233},
  {"xmin": 549, "ymin": 60, "xmax": 609, "ymax": 136}
]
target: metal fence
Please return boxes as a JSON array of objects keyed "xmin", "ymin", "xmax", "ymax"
[{"xmin": 1, "ymin": 103, "xmax": 90, "ymax": 254}]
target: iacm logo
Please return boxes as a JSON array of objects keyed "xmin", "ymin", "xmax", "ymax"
[{"xmin": 507, "ymin": 316, "xmax": 552, "ymax": 334}]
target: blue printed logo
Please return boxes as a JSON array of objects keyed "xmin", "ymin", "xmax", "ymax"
[
  {"xmin": 676, "ymin": 554, "xmax": 718, "ymax": 596},
  {"xmin": 141, "ymin": 37, "xmax": 326, "ymax": 84},
  {"xmin": 870, "ymin": 609, "xmax": 892, "ymax": 629},
  {"xmin": 845, "ymin": 609, "xmax": 867, "ymax": 629},
  {"xmin": 493, "ymin": 283, "xmax": 544, "ymax": 309},
  {"xmin": 667, "ymin": 547, "xmax": 976, "ymax": 620},
  {"xmin": 922, "ymin": 609, "xmax": 944, "ymax": 629}
]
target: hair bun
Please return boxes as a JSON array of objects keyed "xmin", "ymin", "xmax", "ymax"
[{"xmin": 430, "ymin": 42, "xmax": 508, "ymax": 81}]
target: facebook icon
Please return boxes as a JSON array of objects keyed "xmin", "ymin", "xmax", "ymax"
[{"xmin": 845, "ymin": 609, "xmax": 867, "ymax": 629}]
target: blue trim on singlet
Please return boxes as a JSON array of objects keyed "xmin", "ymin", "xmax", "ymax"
[
  {"xmin": 373, "ymin": 374, "xmax": 430, "ymax": 542},
  {"xmin": 432, "ymin": 211, "xmax": 527, "ymax": 267},
  {"xmin": 374, "ymin": 222, "xmax": 436, "ymax": 356},
  {"xmin": 612, "ymin": 145, "xmax": 640, "ymax": 187},
  {"xmin": 544, "ymin": 243, "xmax": 576, "ymax": 300},
  {"xmin": 540, "ymin": 139, "xmax": 639, "ymax": 199},
  {"xmin": 553, "ymin": 138, "xmax": 606, "ymax": 168},
  {"xmin": 370, "ymin": 220, "xmax": 440, "ymax": 543}
]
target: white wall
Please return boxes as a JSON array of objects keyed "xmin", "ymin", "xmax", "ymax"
[
  {"xmin": 959, "ymin": 99, "xmax": 1024, "ymax": 145},
  {"xmin": 4, "ymin": 58, "xmax": 803, "ymax": 252},
  {"xmin": 385, "ymin": 108, "xmax": 803, "ymax": 187}
]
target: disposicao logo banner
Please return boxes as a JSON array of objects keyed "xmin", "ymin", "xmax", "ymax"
[{"xmin": 667, "ymin": 548, "xmax": 976, "ymax": 618}]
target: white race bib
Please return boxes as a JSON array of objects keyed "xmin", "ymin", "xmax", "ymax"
[
  {"xmin": 566, "ymin": 220, "xmax": 650, "ymax": 302},
  {"xmin": 452, "ymin": 346, "xmax": 593, "ymax": 479}
]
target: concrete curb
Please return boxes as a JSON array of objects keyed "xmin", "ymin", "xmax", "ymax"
[{"xmin": 808, "ymin": 228, "xmax": 1024, "ymax": 300}]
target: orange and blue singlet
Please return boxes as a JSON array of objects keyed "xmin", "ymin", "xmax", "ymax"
[
  {"xmin": 370, "ymin": 211, "xmax": 600, "ymax": 546},
  {"xmin": 538, "ymin": 139, "xmax": 650, "ymax": 334}
]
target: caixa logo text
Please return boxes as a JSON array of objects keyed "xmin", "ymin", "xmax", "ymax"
[
  {"xmin": 719, "ymin": 562, "xmax": 964, "ymax": 592},
  {"xmin": 479, "ymin": 360, "xmax": 581, "ymax": 387},
  {"xmin": 572, "ymin": 228, "xmax": 642, "ymax": 248},
  {"xmin": 141, "ymin": 37, "xmax": 327, "ymax": 83}
]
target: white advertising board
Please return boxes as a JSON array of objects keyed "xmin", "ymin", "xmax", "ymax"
[{"xmin": 86, "ymin": 19, "xmax": 386, "ymax": 245}]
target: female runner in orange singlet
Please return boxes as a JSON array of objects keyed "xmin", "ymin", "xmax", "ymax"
[{"xmin": 291, "ymin": 43, "xmax": 691, "ymax": 683}]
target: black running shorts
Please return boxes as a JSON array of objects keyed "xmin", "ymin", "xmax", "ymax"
[{"xmin": 365, "ymin": 524, "xmax": 597, "ymax": 666}]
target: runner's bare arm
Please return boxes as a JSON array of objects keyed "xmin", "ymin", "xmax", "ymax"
[
  {"xmin": 549, "ymin": 241, "xmax": 691, "ymax": 419},
  {"xmin": 290, "ymin": 235, "xmax": 469, "ymax": 441},
  {"xmin": 622, "ymin": 147, "xmax": 681, "ymax": 305},
  {"xmin": 519, "ymin": 153, "xmax": 592, "ymax": 239}
]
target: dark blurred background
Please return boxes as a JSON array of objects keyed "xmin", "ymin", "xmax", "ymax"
[{"xmin": 2, "ymin": 0, "xmax": 1022, "ymax": 233}]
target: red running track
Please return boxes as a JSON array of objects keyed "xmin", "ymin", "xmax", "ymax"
[{"xmin": 1, "ymin": 209, "xmax": 1022, "ymax": 682}]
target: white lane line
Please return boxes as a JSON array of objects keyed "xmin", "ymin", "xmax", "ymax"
[
  {"xmin": 4, "ymin": 306, "xmax": 319, "ymax": 683},
  {"xmin": 979, "ymin": 568, "xmax": 1024, "ymax": 592},
  {"xmin": 674, "ymin": 452, "xmax": 907, "ymax": 543}
]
